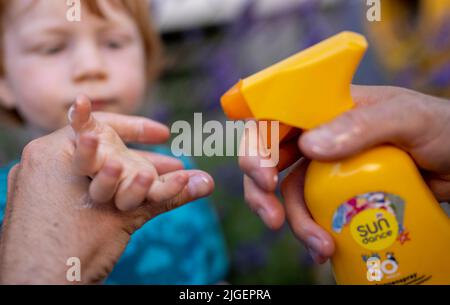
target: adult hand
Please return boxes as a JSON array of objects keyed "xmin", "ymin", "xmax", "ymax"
[
  {"xmin": 240, "ymin": 85, "xmax": 450, "ymax": 263},
  {"xmin": 0, "ymin": 111, "xmax": 214, "ymax": 284}
]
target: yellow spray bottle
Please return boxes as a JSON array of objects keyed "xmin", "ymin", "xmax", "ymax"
[{"xmin": 221, "ymin": 31, "xmax": 450, "ymax": 284}]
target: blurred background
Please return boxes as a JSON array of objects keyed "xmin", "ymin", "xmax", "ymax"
[{"xmin": 1, "ymin": 0, "xmax": 450, "ymax": 284}]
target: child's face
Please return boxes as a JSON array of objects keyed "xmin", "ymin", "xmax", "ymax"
[{"xmin": 1, "ymin": 0, "xmax": 148, "ymax": 132}]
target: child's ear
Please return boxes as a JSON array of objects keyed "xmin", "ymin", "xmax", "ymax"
[{"xmin": 0, "ymin": 78, "xmax": 16, "ymax": 109}]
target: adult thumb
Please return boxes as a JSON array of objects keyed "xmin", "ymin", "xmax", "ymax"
[{"xmin": 299, "ymin": 86, "xmax": 436, "ymax": 161}]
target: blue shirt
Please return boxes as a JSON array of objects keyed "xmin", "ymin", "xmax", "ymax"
[{"xmin": 0, "ymin": 146, "xmax": 228, "ymax": 284}]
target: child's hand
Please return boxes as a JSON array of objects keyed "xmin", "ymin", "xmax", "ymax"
[{"xmin": 69, "ymin": 95, "xmax": 197, "ymax": 212}]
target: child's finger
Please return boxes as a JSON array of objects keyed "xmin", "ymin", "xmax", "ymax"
[
  {"xmin": 69, "ymin": 95, "xmax": 96, "ymax": 133},
  {"xmin": 147, "ymin": 171, "xmax": 190, "ymax": 203},
  {"xmin": 131, "ymin": 150, "xmax": 184, "ymax": 174},
  {"xmin": 73, "ymin": 133, "xmax": 101, "ymax": 176},
  {"xmin": 94, "ymin": 112, "xmax": 170, "ymax": 144},
  {"xmin": 115, "ymin": 172, "xmax": 155, "ymax": 212},
  {"xmin": 146, "ymin": 171, "xmax": 214, "ymax": 216},
  {"xmin": 89, "ymin": 160, "xmax": 123, "ymax": 203}
]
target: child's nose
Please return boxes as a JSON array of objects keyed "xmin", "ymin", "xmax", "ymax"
[{"xmin": 72, "ymin": 43, "xmax": 108, "ymax": 83}]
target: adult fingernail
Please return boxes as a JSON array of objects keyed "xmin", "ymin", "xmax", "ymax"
[
  {"xmin": 306, "ymin": 236, "xmax": 323, "ymax": 255},
  {"xmin": 273, "ymin": 174, "xmax": 279, "ymax": 186},
  {"xmin": 302, "ymin": 120, "xmax": 362, "ymax": 155},
  {"xmin": 256, "ymin": 207, "xmax": 272, "ymax": 227},
  {"xmin": 250, "ymin": 170, "xmax": 277, "ymax": 191},
  {"xmin": 306, "ymin": 247, "xmax": 322, "ymax": 263},
  {"xmin": 68, "ymin": 104, "xmax": 76, "ymax": 123},
  {"xmin": 302, "ymin": 128, "xmax": 338, "ymax": 155},
  {"xmin": 188, "ymin": 175, "xmax": 211, "ymax": 198}
]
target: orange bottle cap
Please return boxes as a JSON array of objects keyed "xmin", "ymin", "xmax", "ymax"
[{"xmin": 220, "ymin": 80, "xmax": 253, "ymax": 119}]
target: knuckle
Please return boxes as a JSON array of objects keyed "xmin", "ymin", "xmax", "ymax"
[
  {"xmin": 7, "ymin": 164, "xmax": 19, "ymax": 183},
  {"xmin": 290, "ymin": 220, "xmax": 313, "ymax": 241},
  {"xmin": 163, "ymin": 196, "xmax": 182, "ymax": 212},
  {"xmin": 21, "ymin": 139, "xmax": 43, "ymax": 164},
  {"xmin": 391, "ymin": 90, "xmax": 436, "ymax": 146},
  {"xmin": 238, "ymin": 156, "xmax": 253, "ymax": 173},
  {"xmin": 383, "ymin": 85, "xmax": 408, "ymax": 99},
  {"xmin": 407, "ymin": 93, "xmax": 435, "ymax": 126},
  {"xmin": 147, "ymin": 193, "xmax": 161, "ymax": 204},
  {"xmin": 341, "ymin": 110, "xmax": 369, "ymax": 134}
]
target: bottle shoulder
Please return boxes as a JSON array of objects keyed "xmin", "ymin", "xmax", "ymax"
[
  {"xmin": 306, "ymin": 146, "xmax": 418, "ymax": 183},
  {"xmin": 304, "ymin": 145, "xmax": 432, "ymax": 213}
]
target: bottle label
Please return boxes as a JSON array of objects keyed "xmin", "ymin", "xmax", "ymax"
[
  {"xmin": 350, "ymin": 208, "xmax": 398, "ymax": 251},
  {"xmin": 332, "ymin": 192, "xmax": 409, "ymax": 251}
]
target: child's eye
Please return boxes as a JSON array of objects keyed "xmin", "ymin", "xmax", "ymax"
[
  {"xmin": 42, "ymin": 44, "xmax": 66, "ymax": 55},
  {"xmin": 105, "ymin": 40, "xmax": 124, "ymax": 50}
]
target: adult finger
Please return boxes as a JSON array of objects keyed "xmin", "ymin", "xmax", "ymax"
[
  {"xmin": 281, "ymin": 159, "xmax": 335, "ymax": 263},
  {"xmin": 424, "ymin": 174, "xmax": 450, "ymax": 202},
  {"xmin": 243, "ymin": 175, "xmax": 285, "ymax": 230},
  {"xmin": 238, "ymin": 121, "xmax": 279, "ymax": 192}
]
